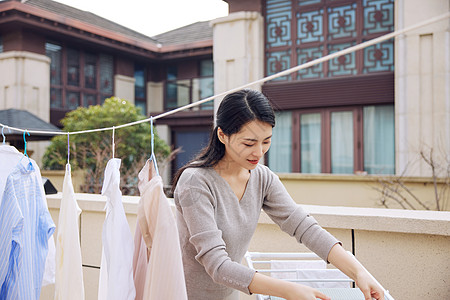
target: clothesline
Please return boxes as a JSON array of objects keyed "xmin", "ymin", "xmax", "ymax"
[{"xmin": 0, "ymin": 11, "xmax": 448, "ymax": 136}]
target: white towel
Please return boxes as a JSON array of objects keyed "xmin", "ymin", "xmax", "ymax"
[
  {"xmin": 270, "ymin": 260, "xmax": 351, "ymax": 288},
  {"xmin": 271, "ymin": 260, "xmax": 326, "ymax": 280}
]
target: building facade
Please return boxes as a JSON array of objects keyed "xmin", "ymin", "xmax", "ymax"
[
  {"xmin": 0, "ymin": 0, "xmax": 215, "ymax": 180},
  {"xmin": 214, "ymin": 0, "xmax": 449, "ymax": 178},
  {"xmin": 1, "ymin": 0, "xmax": 449, "ymax": 180}
]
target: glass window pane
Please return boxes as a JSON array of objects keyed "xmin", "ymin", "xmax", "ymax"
[
  {"xmin": 99, "ymin": 54, "xmax": 113, "ymax": 95},
  {"xmin": 83, "ymin": 93, "xmax": 97, "ymax": 107},
  {"xmin": 50, "ymin": 88, "xmax": 62, "ymax": 108},
  {"xmin": 200, "ymin": 59, "xmax": 213, "ymax": 77},
  {"xmin": 65, "ymin": 91, "xmax": 80, "ymax": 110},
  {"xmin": 297, "ymin": 9, "xmax": 324, "ymax": 44},
  {"xmin": 331, "ymin": 111, "xmax": 354, "ymax": 174},
  {"xmin": 266, "ymin": 50, "xmax": 291, "ymax": 81},
  {"xmin": 364, "ymin": 105, "xmax": 395, "ymax": 174},
  {"xmin": 45, "ymin": 42, "xmax": 62, "ymax": 85},
  {"xmin": 363, "ymin": 38, "xmax": 394, "ymax": 73},
  {"xmin": 84, "ymin": 53, "xmax": 97, "ymax": 89},
  {"xmin": 363, "ymin": 0, "xmax": 394, "ymax": 35},
  {"xmin": 327, "ymin": 4, "xmax": 357, "ymax": 40},
  {"xmin": 134, "ymin": 65, "xmax": 145, "ymax": 99},
  {"xmin": 167, "ymin": 66, "xmax": 177, "ymax": 80},
  {"xmin": 135, "ymin": 100, "xmax": 147, "ymax": 115},
  {"xmin": 269, "ymin": 111, "xmax": 292, "ymax": 172},
  {"xmin": 328, "ymin": 42, "xmax": 357, "ymax": 76},
  {"xmin": 266, "ymin": 0, "xmax": 292, "ymax": 48},
  {"xmin": 176, "ymin": 79, "xmax": 190, "ymax": 107},
  {"xmin": 67, "ymin": 48, "xmax": 80, "ymax": 86},
  {"xmin": 198, "ymin": 77, "xmax": 214, "ymax": 110},
  {"xmin": 300, "ymin": 113, "xmax": 321, "ymax": 173},
  {"xmin": 166, "ymin": 82, "xmax": 178, "ymax": 109}
]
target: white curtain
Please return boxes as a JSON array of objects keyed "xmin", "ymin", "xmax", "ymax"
[
  {"xmin": 364, "ymin": 105, "xmax": 395, "ymax": 174},
  {"xmin": 331, "ymin": 111, "xmax": 354, "ymax": 174},
  {"xmin": 301, "ymin": 113, "xmax": 321, "ymax": 173},
  {"xmin": 268, "ymin": 111, "xmax": 292, "ymax": 173}
]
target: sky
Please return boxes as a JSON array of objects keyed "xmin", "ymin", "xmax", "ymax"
[{"xmin": 55, "ymin": 0, "xmax": 229, "ymax": 37}]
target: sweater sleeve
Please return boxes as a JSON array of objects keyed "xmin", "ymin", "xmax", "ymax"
[
  {"xmin": 262, "ymin": 169, "xmax": 339, "ymax": 262},
  {"xmin": 175, "ymin": 172, "xmax": 256, "ymax": 294}
]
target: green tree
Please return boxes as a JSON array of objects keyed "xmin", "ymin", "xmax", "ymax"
[{"xmin": 43, "ymin": 97, "xmax": 171, "ymax": 194}]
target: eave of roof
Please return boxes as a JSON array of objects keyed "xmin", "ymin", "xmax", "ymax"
[
  {"xmin": 0, "ymin": 108, "xmax": 62, "ymax": 140},
  {"xmin": 0, "ymin": 0, "xmax": 213, "ymax": 56}
]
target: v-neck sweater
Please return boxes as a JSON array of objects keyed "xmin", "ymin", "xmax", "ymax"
[{"xmin": 174, "ymin": 164, "xmax": 339, "ymax": 300}]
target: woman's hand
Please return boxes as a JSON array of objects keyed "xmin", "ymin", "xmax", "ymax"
[
  {"xmin": 327, "ymin": 244, "xmax": 385, "ymax": 300},
  {"xmin": 355, "ymin": 270, "xmax": 384, "ymax": 300}
]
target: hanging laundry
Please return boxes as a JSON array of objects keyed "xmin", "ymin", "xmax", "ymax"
[
  {"xmin": 98, "ymin": 158, "xmax": 135, "ymax": 300},
  {"xmin": 0, "ymin": 156, "xmax": 55, "ymax": 299},
  {"xmin": 54, "ymin": 163, "xmax": 85, "ymax": 299},
  {"xmin": 133, "ymin": 159, "xmax": 187, "ymax": 300},
  {"xmin": 0, "ymin": 144, "xmax": 56, "ymax": 288}
]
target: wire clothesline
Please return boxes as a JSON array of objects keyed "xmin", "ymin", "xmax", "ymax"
[{"xmin": 0, "ymin": 11, "xmax": 448, "ymax": 136}]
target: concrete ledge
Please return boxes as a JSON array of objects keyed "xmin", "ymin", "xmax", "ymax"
[
  {"xmin": 0, "ymin": 50, "xmax": 51, "ymax": 64},
  {"xmin": 47, "ymin": 193, "xmax": 450, "ymax": 236},
  {"xmin": 259, "ymin": 204, "xmax": 450, "ymax": 236}
]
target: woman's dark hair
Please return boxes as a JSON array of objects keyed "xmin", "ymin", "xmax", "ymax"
[{"xmin": 171, "ymin": 89, "xmax": 275, "ymax": 191}]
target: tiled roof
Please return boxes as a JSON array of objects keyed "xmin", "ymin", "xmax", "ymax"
[
  {"xmin": 152, "ymin": 21, "xmax": 212, "ymax": 46},
  {"xmin": 23, "ymin": 0, "xmax": 159, "ymax": 44},
  {"xmin": 0, "ymin": 109, "xmax": 61, "ymax": 140},
  {"xmin": 19, "ymin": 0, "xmax": 213, "ymax": 47}
]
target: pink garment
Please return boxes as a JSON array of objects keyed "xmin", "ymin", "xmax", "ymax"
[{"xmin": 133, "ymin": 159, "xmax": 187, "ymax": 300}]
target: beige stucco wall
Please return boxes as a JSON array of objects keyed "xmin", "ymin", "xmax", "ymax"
[
  {"xmin": 147, "ymin": 81, "xmax": 163, "ymax": 113},
  {"xmin": 40, "ymin": 193, "xmax": 450, "ymax": 300},
  {"xmin": 395, "ymin": 0, "xmax": 450, "ymax": 177},
  {"xmin": 0, "ymin": 51, "xmax": 51, "ymax": 121},
  {"xmin": 211, "ymin": 11, "xmax": 265, "ymax": 111},
  {"xmin": 278, "ymin": 173, "xmax": 449, "ymax": 211},
  {"xmin": 0, "ymin": 51, "xmax": 52, "ymax": 166},
  {"xmin": 114, "ymin": 74, "xmax": 135, "ymax": 103}
]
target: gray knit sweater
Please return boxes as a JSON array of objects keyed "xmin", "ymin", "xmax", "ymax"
[{"xmin": 174, "ymin": 164, "xmax": 339, "ymax": 300}]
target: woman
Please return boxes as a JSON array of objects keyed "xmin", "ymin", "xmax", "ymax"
[{"xmin": 173, "ymin": 89, "xmax": 383, "ymax": 300}]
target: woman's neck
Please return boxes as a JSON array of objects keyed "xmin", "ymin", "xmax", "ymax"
[{"xmin": 214, "ymin": 157, "xmax": 249, "ymax": 178}]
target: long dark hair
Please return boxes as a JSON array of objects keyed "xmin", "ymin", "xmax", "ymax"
[{"xmin": 172, "ymin": 89, "xmax": 275, "ymax": 190}]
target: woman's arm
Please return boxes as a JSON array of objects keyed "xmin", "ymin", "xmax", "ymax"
[
  {"xmin": 248, "ymin": 272, "xmax": 330, "ymax": 300},
  {"xmin": 327, "ymin": 243, "xmax": 384, "ymax": 300}
]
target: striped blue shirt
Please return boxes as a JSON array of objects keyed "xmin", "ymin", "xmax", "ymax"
[{"xmin": 0, "ymin": 163, "xmax": 55, "ymax": 300}]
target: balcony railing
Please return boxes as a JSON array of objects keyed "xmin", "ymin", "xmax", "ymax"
[{"xmin": 164, "ymin": 76, "xmax": 214, "ymax": 111}]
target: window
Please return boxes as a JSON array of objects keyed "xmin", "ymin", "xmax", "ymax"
[
  {"xmin": 164, "ymin": 59, "xmax": 214, "ymax": 110},
  {"xmin": 198, "ymin": 59, "xmax": 214, "ymax": 110},
  {"xmin": 268, "ymin": 111, "xmax": 292, "ymax": 172},
  {"xmin": 134, "ymin": 64, "xmax": 147, "ymax": 115},
  {"xmin": 280, "ymin": 104, "xmax": 395, "ymax": 174},
  {"xmin": 45, "ymin": 42, "xmax": 114, "ymax": 110},
  {"xmin": 265, "ymin": 0, "xmax": 394, "ymax": 81}
]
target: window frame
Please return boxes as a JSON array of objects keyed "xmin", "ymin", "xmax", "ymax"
[
  {"xmin": 264, "ymin": 0, "xmax": 395, "ymax": 81},
  {"xmin": 46, "ymin": 41, "xmax": 114, "ymax": 110},
  {"xmin": 292, "ymin": 106, "xmax": 365, "ymax": 174}
]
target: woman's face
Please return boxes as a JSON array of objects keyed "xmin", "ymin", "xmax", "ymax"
[{"xmin": 218, "ymin": 120, "xmax": 272, "ymax": 171}]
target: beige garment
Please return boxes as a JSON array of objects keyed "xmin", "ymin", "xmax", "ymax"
[{"xmin": 133, "ymin": 159, "xmax": 187, "ymax": 300}]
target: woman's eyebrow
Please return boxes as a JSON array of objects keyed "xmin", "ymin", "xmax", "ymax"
[{"xmin": 242, "ymin": 135, "xmax": 272, "ymax": 142}]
